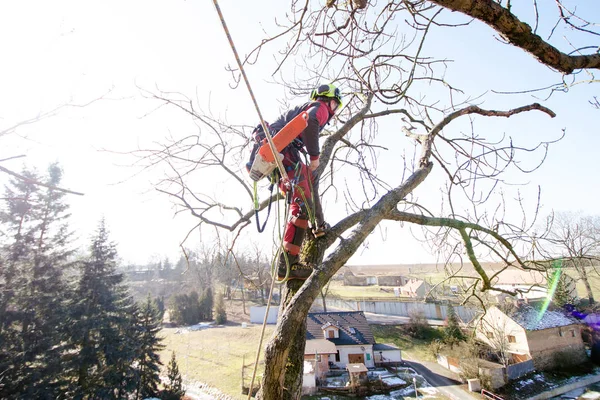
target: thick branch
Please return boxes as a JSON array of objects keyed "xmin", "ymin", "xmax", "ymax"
[
  {"xmin": 0, "ymin": 165, "xmax": 84, "ymax": 196},
  {"xmin": 417, "ymin": 103, "xmax": 555, "ymax": 167},
  {"xmin": 429, "ymin": 0, "xmax": 600, "ymax": 73}
]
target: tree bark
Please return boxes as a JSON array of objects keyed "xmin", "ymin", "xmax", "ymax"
[{"xmin": 428, "ymin": 0, "xmax": 600, "ymax": 73}]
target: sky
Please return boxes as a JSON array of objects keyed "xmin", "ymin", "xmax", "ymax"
[{"xmin": 0, "ymin": 1, "xmax": 598, "ymax": 267}]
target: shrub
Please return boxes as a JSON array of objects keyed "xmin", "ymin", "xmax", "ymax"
[
  {"xmin": 405, "ymin": 311, "xmax": 428, "ymax": 339},
  {"xmin": 215, "ymin": 292, "xmax": 227, "ymax": 325}
]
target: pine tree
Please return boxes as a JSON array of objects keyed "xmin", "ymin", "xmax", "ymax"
[
  {"xmin": 443, "ymin": 304, "xmax": 464, "ymax": 349},
  {"xmin": 135, "ymin": 295, "xmax": 164, "ymax": 400},
  {"xmin": 162, "ymin": 352, "xmax": 185, "ymax": 400},
  {"xmin": 0, "ymin": 165, "xmax": 73, "ymax": 398},
  {"xmin": 0, "ymin": 168, "xmax": 39, "ymax": 398},
  {"xmin": 153, "ymin": 296, "xmax": 166, "ymax": 322},
  {"xmin": 67, "ymin": 219, "xmax": 137, "ymax": 399},
  {"xmin": 199, "ymin": 287, "xmax": 213, "ymax": 321},
  {"xmin": 215, "ymin": 292, "xmax": 227, "ymax": 325}
]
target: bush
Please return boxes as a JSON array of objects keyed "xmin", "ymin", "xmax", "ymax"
[
  {"xmin": 406, "ymin": 311, "xmax": 428, "ymax": 339},
  {"xmin": 428, "ymin": 339, "xmax": 444, "ymax": 358},
  {"xmin": 168, "ymin": 291, "xmax": 201, "ymax": 326},
  {"xmin": 215, "ymin": 292, "xmax": 227, "ymax": 325}
]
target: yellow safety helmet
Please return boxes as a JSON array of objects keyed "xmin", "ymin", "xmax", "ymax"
[{"xmin": 310, "ymin": 83, "xmax": 342, "ymax": 109}]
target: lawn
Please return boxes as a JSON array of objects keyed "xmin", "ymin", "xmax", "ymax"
[
  {"xmin": 159, "ymin": 324, "xmax": 275, "ymax": 400},
  {"xmin": 371, "ymin": 324, "xmax": 444, "ymax": 362},
  {"xmin": 159, "ymin": 322, "xmax": 444, "ymax": 399}
]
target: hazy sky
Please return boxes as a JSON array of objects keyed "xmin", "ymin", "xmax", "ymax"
[{"xmin": 1, "ymin": 1, "xmax": 598, "ymax": 266}]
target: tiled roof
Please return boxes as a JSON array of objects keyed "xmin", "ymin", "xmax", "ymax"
[
  {"xmin": 501, "ymin": 305, "xmax": 580, "ymax": 331},
  {"xmin": 306, "ymin": 311, "xmax": 375, "ymax": 346}
]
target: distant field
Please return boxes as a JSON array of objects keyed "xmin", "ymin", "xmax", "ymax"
[
  {"xmin": 342, "ymin": 264, "xmax": 600, "ymax": 301},
  {"xmin": 327, "ymin": 280, "xmax": 399, "ymax": 299}
]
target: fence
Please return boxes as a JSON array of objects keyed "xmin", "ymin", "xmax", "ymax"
[
  {"xmin": 506, "ymin": 359, "xmax": 534, "ymax": 380},
  {"xmin": 482, "ymin": 389, "xmax": 504, "ymax": 400},
  {"xmin": 436, "ymin": 355, "xmax": 462, "ymax": 373},
  {"xmin": 325, "ymin": 298, "xmax": 478, "ymax": 322}
]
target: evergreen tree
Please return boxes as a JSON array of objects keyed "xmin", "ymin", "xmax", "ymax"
[
  {"xmin": 0, "ymin": 165, "xmax": 73, "ymax": 399},
  {"xmin": 135, "ymin": 295, "xmax": 164, "ymax": 400},
  {"xmin": 161, "ymin": 352, "xmax": 185, "ymax": 400},
  {"xmin": 0, "ymin": 168, "xmax": 39, "ymax": 398},
  {"xmin": 215, "ymin": 292, "xmax": 227, "ymax": 325},
  {"xmin": 199, "ymin": 287, "xmax": 213, "ymax": 321},
  {"xmin": 443, "ymin": 304, "xmax": 464, "ymax": 348},
  {"xmin": 67, "ymin": 219, "xmax": 137, "ymax": 399},
  {"xmin": 153, "ymin": 295, "xmax": 166, "ymax": 322},
  {"xmin": 168, "ymin": 292, "xmax": 201, "ymax": 326},
  {"xmin": 548, "ymin": 261, "xmax": 577, "ymax": 307}
]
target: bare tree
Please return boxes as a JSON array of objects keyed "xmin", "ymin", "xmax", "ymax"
[
  {"xmin": 135, "ymin": 1, "xmax": 599, "ymax": 398},
  {"xmin": 537, "ymin": 212, "xmax": 600, "ymax": 305},
  {"xmin": 1, "ymin": 95, "xmax": 111, "ymax": 196}
]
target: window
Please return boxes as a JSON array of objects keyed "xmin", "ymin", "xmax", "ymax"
[
  {"xmin": 559, "ymin": 327, "xmax": 564, "ymax": 337},
  {"xmin": 366, "ymin": 353, "xmax": 371, "ymax": 361},
  {"xmin": 507, "ymin": 335, "xmax": 516, "ymax": 343},
  {"xmin": 328, "ymin": 330, "xmax": 335, "ymax": 339},
  {"xmin": 570, "ymin": 329, "xmax": 576, "ymax": 338},
  {"xmin": 335, "ymin": 351, "xmax": 340, "ymax": 362},
  {"xmin": 316, "ymin": 354, "xmax": 322, "ymax": 362}
]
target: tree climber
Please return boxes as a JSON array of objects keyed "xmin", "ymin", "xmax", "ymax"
[{"xmin": 271, "ymin": 83, "xmax": 342, "ymax": 281}]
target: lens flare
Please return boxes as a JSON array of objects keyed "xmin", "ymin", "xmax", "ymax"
[{"xmin": 538, "ymin": 259, "xmax": 563, "ymax": 323}]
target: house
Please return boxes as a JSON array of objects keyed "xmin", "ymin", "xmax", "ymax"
[
  {"xmin": 305, "ymin": 311, "xmax": 401, "ymax": 369},
  {"xmin": 306, "ymin": 311, "xmax": 377, "ymax": 368},
  {"xmin": 399, "ymin": 278, "xmax": 432, "ymax": 299},
  {"xmin": 377, "ymin": 275, "xmax": 409, "ymax": 287},
  {"xmin": 476, "ymin": 303, "xmax": 587, "ymax": 370},
  {"xmin": 342, "ymin": 270, "xmax": 378, "ymax": 286}
]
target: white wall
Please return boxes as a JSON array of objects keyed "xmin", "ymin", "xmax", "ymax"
[
  {"xmin": 302, "ymin": 360, "xmax": 317, "ymax": 396},
  {"xmin": 332, "ymin": 345, "xmax": 375, "ymax": 368},
  {"xmin": 476, "ymin": 306, "xmax": 529, "ymax": 356},
  {"xmin": 249, "ymin": 306, "xmax": 278, "ymax": 324},
  {"xmin": 376, "ymin": 349, "xmax": 402, "ymax": 363}
]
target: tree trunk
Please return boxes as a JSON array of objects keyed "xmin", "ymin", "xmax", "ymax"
[
  {"xmin": 255, "ymin": 238, "xmax": 327, "ymax": 400},
  {"xmin": 576, "ymin": 261, "xmax": 595, "ymax": 304}
]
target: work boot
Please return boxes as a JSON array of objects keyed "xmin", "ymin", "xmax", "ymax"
[
  {"xmin": 277, "ymin": 252, "xmax": 313, "ymax": 281},
  {"xmin": 312, "ymin": 222, "xmax": 330, "ymax": 238}
]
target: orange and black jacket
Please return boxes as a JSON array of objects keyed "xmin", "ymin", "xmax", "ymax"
[{"xmin": 269, "ymin": 100, "xmax": 335, "ymax": 162}]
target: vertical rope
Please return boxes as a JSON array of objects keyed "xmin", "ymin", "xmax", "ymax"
[
  {"xmin": 210, "ymin": 0, "xmax": 288, "ymax": 182},
  {"xmin": 208, "ymin": 3, "xmax": 295, "ymax": 398}
]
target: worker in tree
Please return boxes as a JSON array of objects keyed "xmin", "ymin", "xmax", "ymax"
[{"xmin": 272, "ymin": 83, "xmax": 343, "ymax": 281}]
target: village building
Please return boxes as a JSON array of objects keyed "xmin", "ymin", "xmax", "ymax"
[
  {"xmin": 399, "ymin": 278, "xmax": 432, "ymax": 299},
  {"xmin": 475, "ymin": 303, "xmax": 587, "ymax": 370},
  {"xmin": 302, "ymin": 311, "xmax": 402, "ymax": 395}
]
